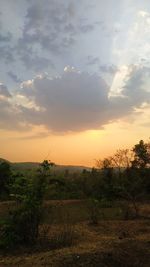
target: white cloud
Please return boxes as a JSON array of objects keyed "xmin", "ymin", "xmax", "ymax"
[
  {"xmin": 138, "ymin": 10, "xmax": 149, "ymax": 18},
  {"xmin": 64, "ymin": 65, "xmax": 76, "ymax": 72}
]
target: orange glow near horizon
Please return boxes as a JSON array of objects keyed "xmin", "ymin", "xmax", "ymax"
[{"xmin": 0, "ymin": 115, "xmax": 149, "ymax": 167}]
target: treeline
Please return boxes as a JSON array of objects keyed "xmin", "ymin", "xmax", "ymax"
[
  {"xmin": 0, "ymin": 139, "xmax": 150, "ymax": 249},
  {"xmin": 0, "ymin": 139, "xmax": 150, "ymax": 202}
]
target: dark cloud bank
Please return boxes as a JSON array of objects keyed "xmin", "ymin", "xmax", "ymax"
[{"xmin": 0, "ymin": 66, "xmax": 150, "ymax": 133}]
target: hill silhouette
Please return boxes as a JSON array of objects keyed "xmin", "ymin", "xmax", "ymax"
[{"xmin": 6, "ymin": 160, "xmax": 91, "ymax": 173}]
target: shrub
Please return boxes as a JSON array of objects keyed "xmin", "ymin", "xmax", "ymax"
[
  {"xmin": 0, "ymin": 204, "xmax": 41, "ymax": 249},
  {"xmin": 0, "ymin": 160, "xmax": 53, "ymax": 250}
]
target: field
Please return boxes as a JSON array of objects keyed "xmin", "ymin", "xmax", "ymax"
[{"xmin": 0, "ymin": 200, "xmax": 150, "ymax": 267}]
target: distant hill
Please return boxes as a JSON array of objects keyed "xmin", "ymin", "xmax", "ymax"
[
  {"xmin": 0, "ymin": 158, "xmax": 10, "ymax": 163},
  {"xmin": 9, "ymin": 161, "xmax": 91, "ymax": 173},
  {"xmin": 11, "ymin": 162, "xmax": 39, "ymax": 171}
]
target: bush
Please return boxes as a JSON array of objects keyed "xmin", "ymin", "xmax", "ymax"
[
  {"xmin": 0, "ymin": 160, "xmax": 12, "ymax": 200},
  {"xmin": 0, "ymin": 160, "xmax": 53, "ymax": 250},
  {"xmin": 0, "ymin": 204, "xmax": 41, "ymax": 249}
]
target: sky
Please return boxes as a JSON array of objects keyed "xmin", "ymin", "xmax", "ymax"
[{"xmin": 0, "ymin": 0, "xmax": 150, "ymax": 166}]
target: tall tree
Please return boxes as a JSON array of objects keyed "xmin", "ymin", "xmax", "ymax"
[
  {"xmin": 0, "ymin": 160, "xmax": 11, "ymax": 198},
  {"xmin": 132, "ymin": 140, "xmax": 150, "ymax": 168}
]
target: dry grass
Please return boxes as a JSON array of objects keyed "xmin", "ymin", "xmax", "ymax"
[{"xmin": 0, "ymin": 200, "xmax": 150, "ymax": 267}]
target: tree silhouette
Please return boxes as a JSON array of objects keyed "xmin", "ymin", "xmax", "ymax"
[
  {"xmin": 132, "ymin": 140, "xmax": 150, "ymax": 168},
  {"xmin": 0, "ymin": 160, "xmax": 11, "ymax": 198}
]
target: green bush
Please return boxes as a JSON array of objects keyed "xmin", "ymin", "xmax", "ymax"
[
  {"xmin": 0, "ymin": 160, "xmax": 53, "ymax": 250},
  {"xmin": 0, "ymin": 204, "xmax": 41, "ymax": 248}
]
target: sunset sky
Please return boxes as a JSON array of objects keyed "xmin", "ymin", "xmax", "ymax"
[{"xmin": 0, "ymin": 0, "xmax": 150, "ymax": 166}]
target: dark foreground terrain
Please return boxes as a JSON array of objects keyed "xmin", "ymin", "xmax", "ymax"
[{"xmin": 0, "ymin": 200, "xmax": 150, "ymax": 267}]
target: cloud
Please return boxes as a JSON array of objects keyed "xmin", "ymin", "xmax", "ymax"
[
  {"xmin": 0, "ymin": 64, "xmax": 150, "ymax": 133},
  {"xmin": 0, "ymin": 14, "xmax": 14, "ymax": 63},
  {"xmin": 15, "ymin": 66, "xmax": 150, "ymax": 133},
  {"xmin": 0, "ymin": 32, "xmax": 12, "ymax": 42},
  {"xmin": 0, "ymin": 0, "xmax": 114, "ymax": 77},
  {"xmin": 16, "ymin": 131, "xmax": 50, "ymax": 140},
  {"xmin": 0, "ymin": 0, "xmax": 150, "ymax": 134},
  {"xmin": 0, "ymin": 45, "xmax": 15, "ymax": 63},
  {"xmin": 0, "ymin": 83, "xmax": 12, "ymax": 98},
  {"xmin": 0, "ymin": 96, "xmax": 22, "ymax": 130},
  {"xmin": 7, "ymin": 71, "xmax": 22, "ymax": 83},
  {"xmin": 122, "ymin": 65, "xmax": 150, "ymax": 105},
  {"xmin": 0, "ymin": 83, "xmax": 26, "ymax": 131},
  {"xmin": 99, "ymin": 64, "xmax": 118, "ymax": 74},
  {"xmin": 15, "ymin": 0, "xmax": 96, "ymax": 66},
  {"xmin": 79, "ymin": 24, "xmax": 94, "ymax": 33},
  {"xmin": 18, "ymin": 69, "xmax": 109, "ymax": 132},
  {"xmin": 86, "ymin": 56, "xmax": 100, "ymax": 66},
  {"xmin": 19, "ymin": 48, "xmax": 54, "ymax": 71}
]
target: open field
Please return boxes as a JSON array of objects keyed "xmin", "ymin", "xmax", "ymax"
[{"xmin": 0, "ymin": 200, "xmax": 150, "ymax": 267}]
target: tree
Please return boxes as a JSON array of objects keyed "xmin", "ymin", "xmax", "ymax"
[
  {"xmin": 96, "ymin": 147, "xmax": 146, "ymax": 218},
  {"xmin": 110, "ymin": 149, "xmax": 144, "ymax": 217},
  {"xmin": 0, "ymin": 160, "xmax": 11, "ymax": 199},
  {"xmin": 96, "ymin": 157, "xmax": 115, "ymax": 201},
  {"xmin": 0, "ymin": 160, "xmax": 54, "ymax": 249},
  {"xmin": 132, "ymin": 140, "xmax": 150, "ymax": 168},
  {"xmin": 132, "ymin": 140, "xmax": 150, "ymax": 195}
]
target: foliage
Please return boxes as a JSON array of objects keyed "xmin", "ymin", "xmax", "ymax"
[
  {"xmin": 0, "ymin": 160, "xmax": 54, "ymax": 250},
  {"xmin": 96, "ymin": 140, "xmax": 150, "ymax": 217},
  {"xmin": 0, "ymin": 139, "xmax": 150, "ymax": 251},
  {"xmin": 132, "ymin": 140, "xmax": 150, "ymax": 168},
  {"xmin": 0, "ymin": 160, "xmax": 12, "ymax": 199}
]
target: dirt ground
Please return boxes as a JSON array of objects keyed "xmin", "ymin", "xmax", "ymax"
[{"xmin": 0, "ymin": 200, "xmax": 150, "ymax": 267}]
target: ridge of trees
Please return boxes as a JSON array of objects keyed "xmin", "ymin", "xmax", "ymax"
[{"xmin": 0, "ymin": 140, "xmax": 150, "ymax": 249}]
